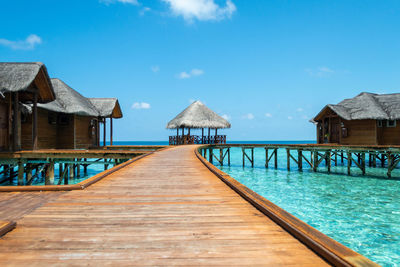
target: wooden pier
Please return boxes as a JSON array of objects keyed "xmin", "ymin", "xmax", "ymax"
[
  {"xmin": 0, "ymin": 145, "xmax": 377, "ymax": 266},
  {"xmin": 201, "ymin": 144, "xmax": 400, "ymax": 178}
]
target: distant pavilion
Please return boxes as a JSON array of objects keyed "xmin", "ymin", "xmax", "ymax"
[{"xmin": 166, "ymin": 101, "xmax": 231, "ymax": 145}]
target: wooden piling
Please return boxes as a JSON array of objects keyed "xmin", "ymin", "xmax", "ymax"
[
  {"xmin": 286, "ymin": 148, "xmax": 290, "ymax": 171},
  {"xmin": 298, "ymin": 150, "xmax": 303, "ymax": 171},
  {"xmin": 227, "ymin": 147, "xmax": 230, "ymax": 166},
  {"xmin": 274, "ymin": 149, "xmax": 278, "ymax": 169},
  {"xmin": 313, "ymin": 151, "xmax": 318, "ymax": 172},
  {"xmin": 347, "ymin": 152, "xmax": 352, "ymax": 175},
  {"xmin": 84, "ymin": 158, "xmax": 88, "ymax": 176},
  {"xmin": 361, "ymin": 153, "xmax": 366, "ymax": 175},
  {"xmin": 327, "ymin": 151, "xmax": 331, "ymax": 173},
  {"xmin": 17, "ymin": 161, "xmax": 24, "ymax": 186},
  {"xmin": 219, "ymin": 148, "xmax": 223, "ymax": 166},
  {"xmin": 265, "ymin": 148, "xmax": 269, "ymax": 168},
  {"xmin": 45, "ymin": 160, "xmax": 55, "ymax": 185}
]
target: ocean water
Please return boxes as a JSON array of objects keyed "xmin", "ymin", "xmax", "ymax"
[{"xmin": 210, "ymin": 146, "xmax": 400, "ymax": 266}]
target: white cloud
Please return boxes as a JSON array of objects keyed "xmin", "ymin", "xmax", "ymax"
[
  {"xmin": 132, "ymin": 102, "xmax": 151, "ymax": 109},
  {"xmin": 178, "ymin": 68, "xmax": 204, "ymax": 79},
  {"xmin": 179, "ymin": 72, "xmax": 191, "ymax": 79},
  {"xmin": 0, "ymin": 34, "xmax": 42, "ymax": 50},
  {"xmin": 296, "ymin": 108, "xmax": 304, "ymax": 112},
  {"xmin": 305, "ymin": 66, "xmax": 335, "ymax": 77},
  {"xmin": 140, "ymin": 6, "xmax": 151, "ymax": 15},
  {"xmin": 288, "ymin": 116, "xmax": 293, "ymax": 120},
  {"xmin": 162, "ymin": 0, "xmax": 236, "ymax": 22},
  {"xmin": 242, "ymin": 113, "xmax": 254, "ymax": 120},
  {"xmin": 221, "ymin": 114, "xmax": 231, "ymax": 120},
  {"xmin": 100, "ymin": 0, "xmax": 139, "ymax": 5},
  {"xmin": 265, "ymin": 113, "xmax": 272, "ymax": 118},
  {"xmin": 151, "ymin": 65, "xmax": 160, "ymax": 73}
]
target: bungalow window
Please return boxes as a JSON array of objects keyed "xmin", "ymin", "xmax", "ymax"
[
  {"xmin": 48, "ymin": 113, "xmax": 57, "ymax": 125},
  {"xmin": 387, "ymin": 120, "xmax": 396, "ymax": 128},
  {"xmin": 58, "ymin": 114, "xmax": 70, "ymax": 125},
  {"xmin": 377, "ymin": 120, "xmax": 385, "ymax": 127}
]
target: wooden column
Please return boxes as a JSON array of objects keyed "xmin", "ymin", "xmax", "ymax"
[
  {"xmin": 265, "ymin": 148, "xmax": 269, "ymax": 168},
  {"xmin": 17, "ymin": 161, "xmax": 24, "ymax": 185},
  {"xmin": 201, "ymin": 128, "xmax": 204, "ymax": 144},
  {"xmin": 110, "ymin": 117, "xmax": 113, "ymax": 146},
  {"xmin": 12, "ymin": 92, "xmax": 21, "ymax": 151},
  {"xmin": 286, "ymin": 148, "xmax": 290, "ymax": 171},
  {"xmin": 327, "ymin": 151, "xmax": 331, "ymax": 173},
  {"xmin": 208, "ymin": 128, "xmax": 211, "ymax": 144},
  {"xmin": 84, "ymin": 158, "xmax": 88, "ymax": 176},
  {"xmin": 298, "ymin": 150, "xmax": 303, "ymax": 171},
  {"xmin": 176, "ymin": 128, "xmax": 179, "ymax": 145},
  {"xmin": 274, "ymin": 149, "xmax": 278, "ymax": 169},
  {"xmin": 45, "ymin": 160, "xmax": 55, "ymax": 185},
  {"xmin": 103, "ymin": 118, "xmax": 106, "ymax": 146},
  {"xmin": 32, "ymin": 91, "xmax": 38, "ymax": 150},
  {"xmin": 347, "ymin": 152, "xmax": 352, "ymax": 175},
  {"xmin": 313, "ymin": 151, "xmax": 318, "ymax": 172},
  {"xmin": 97, "ymin": 119, "xmax": 100, "ymax": 147},
  {"xmin": 361, "ymin": 152, "xmax": 366, "ymax": 175},
  {"xmin": 228, "ymin": 147, "xmax": 230, "ymax": 166}
]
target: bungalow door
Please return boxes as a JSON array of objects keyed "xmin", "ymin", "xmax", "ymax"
[
  {"xmin": 0, "ymin": 103, "xmax": 8, "ymax": 150},
  {"xmin": 330, "ymin": 117, "xmax": 340, "ymax": 143}
]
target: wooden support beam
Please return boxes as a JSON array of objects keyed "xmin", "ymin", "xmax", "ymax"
[
  {"xmin": 103, "ymin": 118, "xmax": 106, "ymax": 147},
  {"xmin": 25, "ymin": 164, "xmax": 32, "ymax": 185},
  {"xmin": 286, "ymin": 149, "xmax": 290, "ymax": 171},
  {"xmin": 326, "ymin": 151, "xmax": 331, "ymax": 173},
  {"xmin": 361, "ymin": 153, "xmax": 366, "ymax": 175},
  {"xmin": 313, "ymin": 151, "xmax": 318, "ymax": 172},
  {"xmin": 298, "ymin": 150, "xmax": 303, "ymax": 171},
  {"xmin": 110, "ymin": 118, "xmax": 113, "ymax": 146},
  {"xmin": 209, "ymin": 148, "xmax": 213, "ymax": 164},
  {"xmin": 32, "ymin": 92, "xmax": 38, "ymax": 150},
  {"xmin": 227, "ymin": 147, "xmax": 230, "ymax": 166},
  {"xmin": 387, "ymin": 153, "xmax": 392, "ymax": 178},
  {"xmin": 45, "ymin": 160, "xmax": 55, "ymax": 185},
  {"xmin": 69, "ymin": 162, "xmax": 74, "ymax": 179},
  {"xmin": 274, "ymin": 149, "xmax": 278, "ymax": 169},
  {"xmin": 242, "ymin": 147, "xmax": 254, "ymax": 167},
  {"xmin": 17, "ymin": 161, "xmax": 24, "ymax": 185},
  {"xmin": 387, "ymin": 155, "xmax": 400, "ymax": 178},
  {"xmin": 219, "ymin": 148, "xmax": 223, "ymax": 166},
  {"xmin": 265, "ymin": 148, "xmax": 269, "ymax": 168},
  {"xmin": 347, "ymin": 152, "xmax": 352, "ymax": 175},
  {"xmin": 83, "ymin": 158, "xmax": 88, "ymax": 176}
]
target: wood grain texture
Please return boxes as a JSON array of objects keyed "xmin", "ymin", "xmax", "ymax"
[{"xmin": 0, "ymin": 145, "xmax": 327, "ymax": 266}]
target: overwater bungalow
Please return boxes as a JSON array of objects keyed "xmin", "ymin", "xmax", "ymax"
[
  {"xmin": 313, "ymin": 92, "xmax": 400, "ymax": 145},
  {"xmin": 88, "ymin": 98, "xmax": 123, "ymax": 146},
  {"xmin": 21, "ymin": 78, "xmax": 100, "ymax": 149},
  {"xmin": 167, "ymin": 100, "xmax": 230, "ymax": 145},
  {"xmin": 0, "ymin": 62, "xmax": 55, "ymax": 151}
]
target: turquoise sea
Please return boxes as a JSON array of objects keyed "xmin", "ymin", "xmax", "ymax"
[{"xmin": 211, "ymin": 144, "xmax": 400, "ymax": 267}]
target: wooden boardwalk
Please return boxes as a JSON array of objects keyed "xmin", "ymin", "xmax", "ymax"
[{"xmin": 0, "ymin": 145, "xmax": 328, "ymax": 266}]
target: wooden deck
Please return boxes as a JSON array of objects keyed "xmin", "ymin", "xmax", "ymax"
[{"xmin": 0, "ymin": 145, "xmax": 328, "ymax": 266}]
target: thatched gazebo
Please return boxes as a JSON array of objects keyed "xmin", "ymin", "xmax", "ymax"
[
  {"xmin": 89, "ymin": 98, "xmax": 123, "ymax": 146},
  {"xmin": 166, "ymin": 101, "xmax": 230, "ymax": 145}
]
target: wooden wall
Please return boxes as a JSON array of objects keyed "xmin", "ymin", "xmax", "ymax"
[
  {"xmin": 21, "ymin": 109, "xmax": 98, "ymax": 150},
  {"xmin": 74, "ymin": 116, "xmax": 97, "ymax": 149},
  {"xmin": 340, "ymin": 119, "xmax": 377, "ymax": 145},
  {"xmin": 377, "ymin": 121, "xmax": 400, "ymax": 145},
  {"xmin": 22, "ymin": 109, "xmax": 58, "ymax": 150}
]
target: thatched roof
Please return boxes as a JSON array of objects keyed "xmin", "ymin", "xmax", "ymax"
[
  {"xmin": 166, "ymin": 101, "xmax": 231, "ymax": 129},
  {"xmin": 88, "ymin": 98, "xmax": 123, "ymax": 118},
  {"xmin": 0, "ymin": 62, "xmax": 55, "ymax": 103},
  {"xmin": 314, "ymin": 92, "xmax": 400, "ymax": 121},
  {"xmin": 37, "ymin": 78, "xmax": 99, "ymax": 117}
]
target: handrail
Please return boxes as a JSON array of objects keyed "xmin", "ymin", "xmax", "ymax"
[{"xmin": 169, "ymin": 135, "xmax": 227, "ymax": 145}]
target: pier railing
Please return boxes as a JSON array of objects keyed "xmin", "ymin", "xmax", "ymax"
[
  {"xmin": 169, "ymin": 135, "xmax": 226, "ymax": 145},
  {"xmin": 199, "ymin": 143, "xmax": 400, "ymax": 178}
]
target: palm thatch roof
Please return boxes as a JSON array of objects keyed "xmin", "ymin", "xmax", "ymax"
[
  {"xmin": 314, "ymin": 92, "xmax": 400, "ymax": 121},
  {"xmin": 88, "ymin": 98, "xmax": 123, "ymax": 118},
  {"xmin": 0, "ymin": 62, "xmax": 55, "ymax": 103},
  {"xmin": 37, "ymin": 78, "xmax": 99, "ymax": 117},
  {"xmin": 166, "ymin": 101, "xmax": 231, "ymax": 129}
]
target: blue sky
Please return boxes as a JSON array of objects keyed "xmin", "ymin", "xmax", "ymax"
[{"xmin": 1, "ymin": 0, "xmax": 400, "ymax": 141}]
